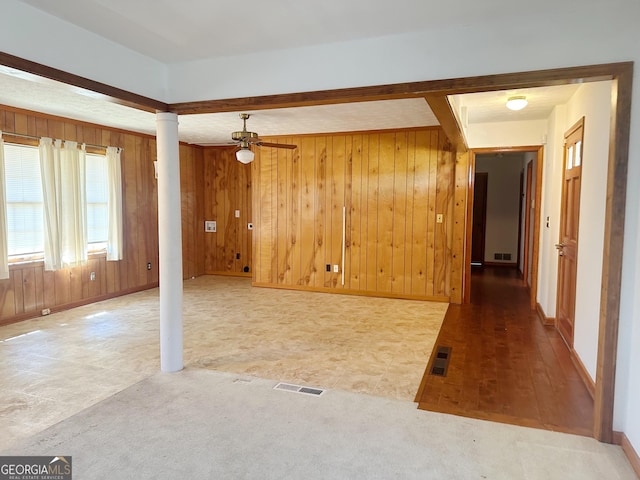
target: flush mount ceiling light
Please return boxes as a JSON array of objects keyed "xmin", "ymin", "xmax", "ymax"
[
  {"xmin": 236, "ymin": 147, "xmax": 254, "ymax": 164},
  {"xmin": 506, "ymin": 96, "xmax": 528, "ymax": 111}
]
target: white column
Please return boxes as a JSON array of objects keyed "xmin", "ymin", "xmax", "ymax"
[{"xmin": 156, "ymin": 112, "xmax": 183, "ymax": 373}]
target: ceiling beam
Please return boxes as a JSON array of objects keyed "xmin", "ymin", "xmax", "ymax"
[
  {"xmin": 169, "ymin": 62, "xmax": 632, "ymax": 115},
  {"xmin": 424, "ymin": 94, "xmax": 468, "ymax": 153},
  {"xmin": 0, "ymin": 51, "xmax": 169, "ymax": 113}
]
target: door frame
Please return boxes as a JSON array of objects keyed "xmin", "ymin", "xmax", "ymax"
[
  {"xmin": 522, "ymin": 160, "xmax": 534, "ymax": 286},
  {"xmin": 467, "ymin": 146, "xmax": 543, "ymax": 311}
]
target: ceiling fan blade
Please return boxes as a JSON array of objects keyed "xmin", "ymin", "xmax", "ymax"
[{"xmin": 257, "ymin": 141, "xmax": 297, "ymax": 149}]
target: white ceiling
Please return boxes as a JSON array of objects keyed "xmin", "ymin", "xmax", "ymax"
[
  {"xmin": 451, "ymin": 84, "xmax": 581, "ymax": 124},
  {"xmin": 1, "ymin": 1, "xmax": 585, "ymax": 145},
  {"xmin": 15, "ymin": 0, "xmax": 572, "ymax": 64}
]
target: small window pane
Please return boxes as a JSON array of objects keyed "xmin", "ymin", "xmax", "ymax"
[
  {"xmin": 567, "ymin": 145, "xmax": 574, "ymax": 170},
  {"xmin": 575, "ymin": 140, "xmax": 582, "ymax": 167}
]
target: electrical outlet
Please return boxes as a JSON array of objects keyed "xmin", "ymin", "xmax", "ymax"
[
  {"xmin": 41, "ymin": 308, "xmax": 51, "ymax": 316},
  {"xmin": 236, "ymin": 253, "xmax": 240, "ymax": 260},
  {"xmin": 235, "ymin": 210, "xmax": 240, "ymax": 218},
  {"xmin": 147, "ymin": 262, "xmax": 152, "ymax": 270},
  {"xmin": 90, "ymin": 271, "xmax": 96, "ymax": 281},
  {"xmin": 205, "ymin": 221, "xmax": 216, "ymax": 232},
  {"xmin": 326, "ymin": 264, "xmax": 331, "ymax": 272},
  {"xmin": 436, "ymin": 214, "xmax": 444, "ymax": 223}
]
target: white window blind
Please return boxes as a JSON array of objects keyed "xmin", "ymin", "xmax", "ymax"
[
  {"xmin": 4, "ymin": 143, "xmax": 44, "ymax": 257},
  {"xmin": 3, "ymin": 143, "xmax": 111, "ymax": 259},
  {"xmin": 86, "ymin": 152, "xmax": 109, "ymax": 247}
]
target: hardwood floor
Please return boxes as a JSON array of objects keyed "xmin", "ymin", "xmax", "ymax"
[{"xmin": 416, "ymin": 266, "xmax": 594, "ymax": 436}]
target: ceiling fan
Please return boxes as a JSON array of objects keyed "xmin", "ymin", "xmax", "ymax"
[{"xmin": 232, "ymin": 113, "xmax": 296, "ymax": 164}]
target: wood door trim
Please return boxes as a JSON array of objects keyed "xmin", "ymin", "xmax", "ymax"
[{"xmin": 522, "ymin": 161, "xmax": 534, "ymax": 286}]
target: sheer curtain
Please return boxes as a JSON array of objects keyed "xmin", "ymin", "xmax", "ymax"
[
  {"xmin": 106, "ymin": 146, "xmax": 123, "ymax": 261},
  {"xmin": 39, "ymin": 138, "xmax": 88, "ymax": 270},
  {"xmin": 0, "ymin": 133, "xmax": 8, "ymax": 279}
]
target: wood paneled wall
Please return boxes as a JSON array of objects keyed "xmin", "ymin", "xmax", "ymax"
[
  {"xmin": 251, "ymin": 128, "xmax": 455, "ymax": 301},
  {"xmin": 0, "ymin": 105, "xmax": 204, "ymax": 325},
  {"xmin": 202, "ymin": 148, "xmax": 252, "ymax": 275}
]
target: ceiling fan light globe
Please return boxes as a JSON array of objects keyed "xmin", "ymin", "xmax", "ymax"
[{"xmin": 236, "ymin": 148, "xmax": 254, "ymax": 164}]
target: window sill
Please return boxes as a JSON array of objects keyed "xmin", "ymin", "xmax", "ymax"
[{"xmin": 8, "ymin": 251, "xmax": 109, "ymax": 270}]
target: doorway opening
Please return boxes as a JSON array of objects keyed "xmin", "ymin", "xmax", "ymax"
[{"xmin": 469, "ymin": 146, "xmax": 543, "ymax": 310}]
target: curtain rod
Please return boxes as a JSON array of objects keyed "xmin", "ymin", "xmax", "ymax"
[{"xmin": 1, "ymin": 131, "xmax": 122, "ymax": 151}]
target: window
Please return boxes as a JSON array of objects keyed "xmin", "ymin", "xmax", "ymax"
[
  {"xmin": 3, "ymin": 142, "xmax": 110, "ymax": 259},
  {"xmin": 86, "ymin": 152, "xmax": 109, "ymax": 250},
  {"xmin": 4, "ymin": 143, "xmax": 44, "ymax": 257}
]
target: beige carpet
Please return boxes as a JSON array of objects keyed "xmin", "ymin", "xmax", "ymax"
[
  {"xmin": 4, "ymin": 368, "xmax": 635, "ymax": 480},
  {"xmin": 0, "ymin": 276, "xmax": 448, "ymax": 450}
]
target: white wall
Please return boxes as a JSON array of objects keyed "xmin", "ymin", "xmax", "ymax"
[
  {"xmin": 537, "ymin": 106, "xmax": 566, "ymax": 317},
  {"xmin": 1, "ymin": 0, "xmax": 168, "ymax": 100},
  {"xmin": 476, "ymin": 154, "xmax": 524, "ymax": 264},
  {"xmin": 467, "ymin": 120, "xmax": 547, "ymax": 149},
  {"xmin": 568, "ymin": 82, "xmax": 612, "ymax": 381}
]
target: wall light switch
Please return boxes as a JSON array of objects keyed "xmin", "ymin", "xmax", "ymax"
[
  {"xmin": 235, "ymin": 210, "xmax": 240, "ymax": 218},
  {"xmin": 436, "ymin": 214, "xmax": 444, "ymax": 223},
  {"xmin": 333, "ymin": 265, "xmax": 339, "ymax": 273}
]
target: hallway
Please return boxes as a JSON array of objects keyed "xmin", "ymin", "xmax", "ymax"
[{"xmin": 416, "ymin": 267, "xmax": 594, "ymax": 436}]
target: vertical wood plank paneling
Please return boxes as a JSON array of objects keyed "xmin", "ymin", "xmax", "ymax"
[
  {"xmin": 12, "ymin": 270, "xmax": 24, "ymax": 314},
  {"xmin": 0, "ymin": 277, "xmax": 15, "ymax": 317},
  {"xmin": 289, "ymin": 143, "xmax": 301, "ymax": 284},
  {"xmin": 366, "ymin": 134, "xmax": 379, "ymax": 291},
  {"xmin": 350, "ymin": 135, "xmax": 362, "ymax": 290},
  {"xmin": 451, "ymin": 150, "xmax": 470, "ymax": 304},
  {"xmin": 258, "ymin": 147, "xmax": 274, "ymax": 283},
  {"xmin": 392, "ymin": 131, "xmax": 408, "ymax": 293},
  {"xmin": 411, "ymin": 130, "xmax": 430, "ymax": 296},
  {"xmin": 34, "ymin": 265, "xmax": 45, "ymax": 310},
  {"xmin": 434, "ymin": 134, "xmax": 452, "ymax": 296},
  {"xmin": 277, "ymin": 143, "xmax": 289, "ymax": 283},
  {"xmin": 42, "ymin": 269, "xmax": 56, "ymax": 307},
  {"xmin": 14, "ymin": 113, "xmax": 28, "ymax": 135},
  {"xmin": 1, "ymin": 105, "xmax": 202, "ymax": 325},
  {"xmin": 405, "ymin": 131, "xmax": 417, "ymax": 295},
  {"xmin": 344, "ymin": 136, "xmax": 353, "ymax": 290},
  {"xmin": 377, "ymin": 133, "xmax": 395, "ymax": 293},
  {"xmin": 426, "ymin": 130, "xmax": 439, "ymax": 296},
  {"xmin": 54, "ymin": 270, "xmax": 70, "ymax": 305},
  {"xmin": 22, "ymin": 267, "xmax": 37, "ymax": 313},
  {"xmin": 299, "ymin": 137, "xmax": 316, "ymax": 286},
  {"xmin": 200, "ymin": 127, "xmax": 454, "ymax": 303},
  {"xmin": 331, "ymin": 136, "xmax": 345, "ymax": 288},
  {"xmin": 69, "ymin": 266, "xmax": 83, "ymax": 302},
  {"xmin": 313, "ymin": 137, "xmax": 326, "ymax": 288}
]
